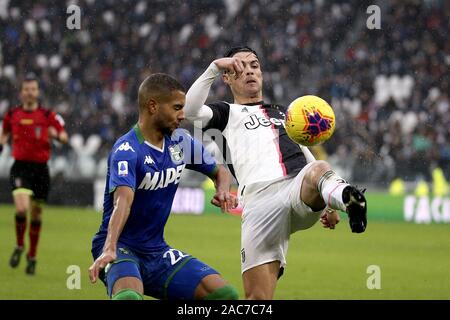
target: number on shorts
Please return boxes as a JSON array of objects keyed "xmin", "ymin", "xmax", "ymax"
[{"xmin": 163, "ymin": 249, "xmax": 189, "ymax": 265}]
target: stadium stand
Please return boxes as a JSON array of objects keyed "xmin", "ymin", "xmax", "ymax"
[{"xmin": 0, "ymin": 0, "xmax": 448, "ymax": 188}]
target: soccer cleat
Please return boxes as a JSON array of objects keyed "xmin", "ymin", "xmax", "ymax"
[
  {"xmin": 342, "ymin": 186, "xmax": 367, "ymax": 233},
  {"xmin": 9, "ymin": 247, "xmax": 24, "ymax": 268},
  {"xmin": 25, "ymin": 256, "xmax": 37, "ymax": 275}
]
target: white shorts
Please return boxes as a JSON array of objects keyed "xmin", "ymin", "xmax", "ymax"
[{"xmin": 240, "ymin": 162, "xmax": 322, "ymax": 274}]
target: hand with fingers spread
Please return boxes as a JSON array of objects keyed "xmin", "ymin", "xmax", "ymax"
[
  {"xmin": 320, "ymin": 208, "xmax": 341, "ymax": 230},
  {"xmin": 213, "ymin": 57, "xmax": 244, "ymax": 79},
  {"xmin": 89, "ymin": 248, "xmax": 116, "ymax": 283},
  {"xmin": 211, "ymin": 190, "xmax": 238, "ymax": 213}
]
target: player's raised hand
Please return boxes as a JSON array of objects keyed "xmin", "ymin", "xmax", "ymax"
[
  {"xmin": 89, "ymin": 249, "xmax": 117, "ymax": 283},
  {"xmin": 213, "ymin": 57, "xmax": 244, "ymax": 79},
  {"xmin": 211, "ymin": 191, "xmax": 238, "ymax": 213},
  {"xmin": 320, "ymin": 208, "xmax": 340, "ymax": 229}
]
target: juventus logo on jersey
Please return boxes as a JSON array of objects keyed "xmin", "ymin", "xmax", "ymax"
[{"xmin": 244, "ymin": 114, "xmax": 285, "ymax": 130}]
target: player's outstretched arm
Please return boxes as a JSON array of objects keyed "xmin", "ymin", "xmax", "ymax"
[
  {"xmin": 89, "ymin": 186, "xmax": 134, "ymax": 283},
  {"xmin": 184, "ymin": 57, "xmax": 243, "ymax": 127},
  {"xmin": 209, "ymin": 165, "xmax": 238, "ymax": 213},
  {"xmin": 0, "ymin": 118, "xmax": 11, "ymax": 153},
  {"xmin": 0, "ymin": 131, "xmax": 8, "ymax": 154},
  {"xmin": 48, "ymin": 112, "xmax": 68, "ymax": 144}
]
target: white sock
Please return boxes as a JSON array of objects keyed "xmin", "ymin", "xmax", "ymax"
[{"xmin": 318, "ymin": 171, "xmax": 349, "ymax": 211}]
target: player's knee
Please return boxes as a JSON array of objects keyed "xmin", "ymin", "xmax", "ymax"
[
  {"xmin": 309, "ymin": 160, "xmax": 331, "ymax": 175},
  {"xmin": 16, "ymin": 210, "xmax": 27, "ymax": 218},
  {"xmin": 306, "ymin": 160, "xmax": 331, "ymax": 184},
  {"xmin": 203, "ymin": 285, "xmax": 239, "ymax": 300},
  {"xmin": 32, "ymin": 204, "xmax": 42, "ymax": 212},
  {"xmin": 111, "ymin": 288, "xmax": 143, "ymax": 300},
  {"xmin": 245, "ymin": 292, "xmax": 268, "ymax": 300},
  {"xmin": 31, "ymin": 210, "xmax": 42, "ymax": 220},
  {"xmin": 15, "ymin": 203, "xmax": 29, "ymax": 214},
  {"xmin": 31, "ymin": 204, "xmax": 42, "ymax": 219}
]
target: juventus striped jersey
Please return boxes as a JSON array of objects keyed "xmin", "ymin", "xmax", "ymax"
[{"xmin": 203, "ymin": 101, "xmax": 308, "ymax": 196}]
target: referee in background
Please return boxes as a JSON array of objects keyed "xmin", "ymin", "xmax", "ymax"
[{"xmin": 0, "ymin": 75, "xmax": 68, "ymax": 275}]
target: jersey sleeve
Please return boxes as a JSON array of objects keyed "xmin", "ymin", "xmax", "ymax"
[
  {"xmin": 48, "ymin": 111, "xmax": 65, "ymax": 133},
  {"xmin": 109, "ymin": 142, "xmax": 138, "ymax": 193},
  {"xmin": 203, "ymin": 101, "xmax": 230, "ymax": 132},
  {"xmin": 180, "ymin": 132, "xmax": 218, "ymax": 178},
  {"xmin": 2, "ymin": 110, "xmax": 12, "ymax": 133}
]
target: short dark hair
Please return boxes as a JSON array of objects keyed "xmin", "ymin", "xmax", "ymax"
[
  {"xmin": 224, "ymin": 46, "xmax": 259, "ymax": 58},
  {"xmin": 22, "ymin": 73, "xmax": 39, "ymax": 88},
  {"xmin": 138, "ymin": 73, "xmax": 185, "ymax": 110}
]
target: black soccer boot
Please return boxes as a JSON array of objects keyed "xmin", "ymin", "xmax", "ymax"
[
  {"xmin": 342, "ymin": 186, "xmax": 367, "ymax": 233},
  {"xmin": 9, "ymin": 247, "xmax": 24, "ymax": 268},
  {"xmin": 25, "ymin": 255, "xmax": 37, "ymax": 275}
]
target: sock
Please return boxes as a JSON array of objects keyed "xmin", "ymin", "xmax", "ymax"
[
  {"xmin": 112, "ymin": 289, "xmax": 143, "ymax": 300},
  {"xmin": 28, "ymin": 220, "xmax": 42, "ymax": 259},
  {"xmin": 15, "ymin": 214, "xmax": 27, "ymax": 248},
  {"xmin": 318, "ymin": 170, "xmax": 349, "ymax": 211}
]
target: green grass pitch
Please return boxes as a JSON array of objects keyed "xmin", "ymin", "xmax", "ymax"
[{"xmin": 0, "ymin": 204, "xmax": 449, "ymax": 300}]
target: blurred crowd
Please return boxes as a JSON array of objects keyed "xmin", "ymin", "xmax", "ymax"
[{"xmin": 0, "ymin": 0, "xmax": 448, "ymax": 184}]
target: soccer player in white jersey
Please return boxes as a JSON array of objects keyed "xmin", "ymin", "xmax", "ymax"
[{"xmin": 184, "ymin": 46, "xmax": 367, "ymax": 300}]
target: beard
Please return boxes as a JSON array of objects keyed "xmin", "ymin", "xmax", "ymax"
[
  {"xmin": 157, "ymin": 120, "xmax": 175, "ymax": 136},
  {"xmin": 23, "ymin": 97, "xmax": 38, "ymax": 104},
  {"xmin": 161, "ymin": 126, "xmax": 174, "ymax": 136}
]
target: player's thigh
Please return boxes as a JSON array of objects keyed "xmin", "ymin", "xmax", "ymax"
[
  {"xmin": 242, "ymin": 261, "xmax": 280, "ymax": 300},
  {"xmin": 96, "ymin": 245, "xmax": 143, "ymax": 297},
  {"xmin": 12, "ymin": 192, "xmax": 31, "ymax": 213},
  {"xmin": 30, "ymin": 200, "xmax": 43, "ymax": 220},
  {"xmin": 31, "ymin": 164, "xmax": 50, "ymax": 203},
  {"xmin": 298, "ymin": 161, "xmax": 328, "ymax": 210},
  {"xmin": 289, "ymin": 162, "xmax": 323, "ymax": 232},
  {"xmin": 241, "ymin": 182, "xmax": 290, "ymax": 274},
  {"xmin": 10, "ymin": 161, "xmax": 33, "ymax": 212},
  {"xmin": 151, "ymin": 250, "xmax": 220, "ymax": 300}
]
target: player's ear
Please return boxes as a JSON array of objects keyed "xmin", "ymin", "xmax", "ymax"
[
  {"xmin": 222, "ymin": 72, "xmax": 231, "ymax": 86},
  {"xmin": 147, "ymin": 98, "xmax": 158, "ymax": 114}
]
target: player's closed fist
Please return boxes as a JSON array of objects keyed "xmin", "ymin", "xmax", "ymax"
[{"xmin": 213, "ymin": 57, "xmax": 244, "ymax": 79}]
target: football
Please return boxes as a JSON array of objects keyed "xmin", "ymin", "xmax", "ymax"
[{"xmin": 285, "ymin": 95, "xmax": 336, "ymax": 146}]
